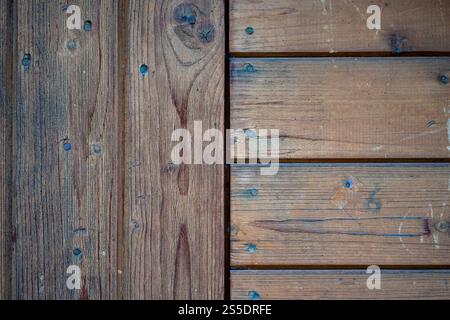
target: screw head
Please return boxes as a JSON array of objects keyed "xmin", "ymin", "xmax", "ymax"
[
  {"xmin": 344, "ymin": 179, "xmax": 353, "ymax": 189},
  {"xmin": 245, "ymin": 64, "xmax": 255, "ymax": 73},
  {"xmin": 139, "ymin": 64, "xmax": 149, "ymax": 76},
  {"xmin": 92, "ymin": 144, "xmax": 102, "ymax": 155},
  {"xmin": 66, "ymin": 40, "xmax": 77, "ymax": 51},
  {"xmin": 245, "ymin": 26, "xmax": 254, "ymax": 35},
  {"xmin": 63, "ymin": 143, "xmax": 72, "ymax": 152},
  {"xmin": 83, "ymin": 20, "xmax": 93, "ymax": 32},
  {"xmin": 439, "ymin": 74, "xmax": 449, "ymax": 85},
  {"xmin": 22, "ymin": 53, "xmax": 31, "ymax": 67},
  {"xmin": 247, "ymin": 243, "xmax": 257, "ymax": 254},
  {"xmin": 248, "ymin": 291, "xmax": 260, "ymax": 300}
]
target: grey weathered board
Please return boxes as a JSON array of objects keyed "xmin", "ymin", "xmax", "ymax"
[
  {"xmin": 231, "ymin": 57, "xmax": 450, "ymax": 160},
  {"xmin": 231, "ymin": 165, "xmax": 450, "ymax": 266},
  {"xmin": 0, "ymin": 0, "xmax": 12, "ymax": 301},
  {"xmin": 231, "ymin": 270, "xmax": 450, "ymax": 300},
  {"xmin": 230, "ymin": 0, "xmax": 450, "ymax": 54},
  {"xmin": 13, "ymin": 0, "xmax": 120, "ymax": 299}
]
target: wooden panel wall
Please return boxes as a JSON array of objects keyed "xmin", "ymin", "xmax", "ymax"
[
  {"xmin": 231, "ymin": 57, "xmax": 450, "ymax": 159},
  {"xmin": 232, "ymin": 270, "xmax": 450, "ymax": 300},
  {"xmin": 230, "ymin": 0, "xmax": 450, "ymax": 300},
  {"xmin": 122, "ymin": 0, "xmax": 224, "ymax": 299},
  {"xmin": 1, "ymin": 0, "xmax": 225, "ymax": 300},
  {"xmin": 230, "ymin": 0, "xmax": 450, "ymax": 54},
  {"xmin": 0, "ymin": 0, "xmax": 12, "ymax": 301}
]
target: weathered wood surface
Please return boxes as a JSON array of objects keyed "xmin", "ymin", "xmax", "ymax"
[
  {"xmin": 230, "ymin": 0, "xmax": 450, "ymax": 54},
  {"xmin": 122, "ymin": 0, "xmax": 224, "ymax": 299},
  {"xmin": 231, "ymin": 57, "xmax": 450, "ymax": 160},
  {"xmin": 14, "ymin": 0, "xmax": 119, "ymax": 299},
  {"xmin": 231, "ymin": 270, "xmax": 450, "ymax": 300},
  {"xmin": 231, "ymin": 165, "xmax": 450, "ymax": 266},
  {"xmin": 0, "ymin": 0, "xmax": 12, "ymax": 300}
]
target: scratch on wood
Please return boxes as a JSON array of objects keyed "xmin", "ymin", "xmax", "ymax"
[{"xmin": 254, "ymin": 216, "xmax": 430, "ymax": 238}]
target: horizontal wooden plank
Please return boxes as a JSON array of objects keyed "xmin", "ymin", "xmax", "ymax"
[
  {"xmin": 231, "ymin": 165, "xmax": 450, "ymax": 266},
  {"xmin": 230, "ymin": 0, "xmax": 450, "ymax": 53},
  {"xmin": 230, "ymin": 57, "xmax": 450, "ymax": 159},
  {"xmin": 231, "ymin": 270, "xmax": 450, "ymax": 300}
]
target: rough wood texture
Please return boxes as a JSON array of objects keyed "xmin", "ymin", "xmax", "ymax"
[
  {"xmin": 231, "ymin": 165, "xmax": 450, "ymax": 266},
  {"xmin": 231, "ymin": 270, "xmax": 450, "ymax": 300},
  {"xmin": 122, "ymin": 0, "xmax": 224, "ymax": 299},
  {"xmin": 14, "ymin": 0, "xmax": 119, "ymax": 299},
  {"xmin": 230, "ymin": 0, "xmax": 450, "ymax": 54},
  {"xmin": 0, "ymin": 0, "xmax": 12, "ymax": 300},
  {"xmin": 231, "ymin": 57, "xmax": 450, "ymax": 160}
]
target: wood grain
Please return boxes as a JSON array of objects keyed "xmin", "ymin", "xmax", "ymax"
[
  {"xmin": 230, "ymin": 0, "xmax": 450, "ymax": 54},
  {"xmin": 231, "ymin": 57, "xmax": 450, "ymax": 160},
  {"xmin": 231, "ymin": 270, "xmax": 450, "ymax": 300},
  {"xmin": 0, "ymin": 0, "xmax": 12, "ymax": 300},
  {"xmin": 231, "ymin": 165, "xmax": 450, "ymax": 266},
  {"xmin": 122, "ymin": 0, "xmax": 224, "ymax": 299},
  {"xmin": 14, "ymin": 0, "xmax": 119, "ymax": 299}
]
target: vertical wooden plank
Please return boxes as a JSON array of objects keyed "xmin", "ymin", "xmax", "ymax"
[
  {"xmin": 14, "ymin": 0, "xmax": 118, "ymax": 299},
  {"xmin": 0, "ymin": 0, "xmax": 12, "ymax": 300},
  {"xmin": 123, "ymin": 0, "xmax": 224, "ymax": 299}
]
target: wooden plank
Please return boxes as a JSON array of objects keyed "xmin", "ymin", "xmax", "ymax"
[
  {"xmin": 14, "ymin": 0, "xmax": 119, "ymax": 299},
  {"xmin": 122, "ymin": 0, "xmax": 224, "ymax": 299},
  {"xmin": 231, "ymin": 165, "xmax": 450, "ymax": 266},
  {"xmin": 230, "ymin": 0, "xmax": 450, "ymax": 54},
  {"xmin": 231, "ymin": 270, "xmax": 450, "ymax": 300},
  {"xmin": 231, "ymin": 57, "xmax": 450, "ymax": 160},
  {"xmin": 0, "ymin": 0, "xmax": 12, "ymax": 300}
]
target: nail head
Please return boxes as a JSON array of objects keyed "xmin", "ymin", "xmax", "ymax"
[
  {"xmin": 248, "ymin": 291, "xmax": 260, "ymax": 300},
  {"xmin": 83, "ymin": 20, "xmax": 93, "ymax": 32},
  {"xmin": 247, "ymin": 243, "xmax": 257, "ymax": 254},
  {"xmin": 139, "ymin": 64, "xmax": 149, "ymax": 76},
  {"xmin": 245, "ymin": 26, "xmax": 254, "ymax": 35},
  {"xmin": 439, "ymin": 75, "xmax": 449, "ymax": 85},
  {"xmin": 63, "ymin": 143, "xmax": 72, "ymax": 151}
]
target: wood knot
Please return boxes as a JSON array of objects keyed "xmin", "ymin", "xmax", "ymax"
[
  {"xmin": 197, "ymin": 21, "xmax": 215, "ymax": 44},
  {"xmin": 172, "ymin": 3, "xmax": 215, "ymax": 49},
  {"xmin": 174, "ymin": 3, "xmax": 197, "ymax": 25}
]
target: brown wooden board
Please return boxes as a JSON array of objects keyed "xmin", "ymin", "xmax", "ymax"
[
  {"xmin": 231, "ymin": 270, "xmax": 450, "ymax": 300},
  {"xmin": 231, "ymin": 165, "xmax": 450, "ymax": 267},
  {"xmin": 121, "ymin": 0, "xmax": 224, "ymax": 299},
  {"xmin": 0, "ymin": 0, "xmax": 12, "ymax": 300},
  {"xmin": 14, "ymin": 0, "xmax": 119, "ymax": 299},
  {"xmin": 230, "ymin": 0, "xmax": 450, "ymax": 54},
  {"xmin": 231, "ymin": 57, "xmax": 450, "ymax": 160}
]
